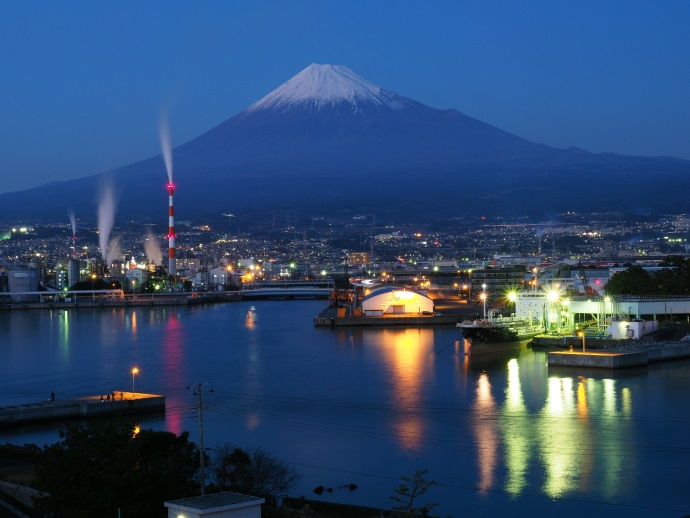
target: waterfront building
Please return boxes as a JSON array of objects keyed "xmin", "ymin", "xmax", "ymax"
[
  {"xmin": 470, "ymin": 266, "xmax": 526, "ymax": 296},
  {"xmin": 361, "ymin": 286, "xmax": 434, "ymax": 316},
  {"xmin": 8, "ymin": 265, "xmax": 39, "ymax": 302},
  {"xmin": 125, "ymin": 268, "xmax": 149, "ymax": 293},
  {"xmin": 348, "ymin": 252, "xmax": 371, "ymax": 265},
  {"xmin": 68, "ymin": 259, "xmax": 80, "ymax": 288}
]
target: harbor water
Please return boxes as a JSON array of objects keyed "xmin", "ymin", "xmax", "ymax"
[{"xmin": 1, "ymin": 300, "xmax": 689, "ymax": 517}]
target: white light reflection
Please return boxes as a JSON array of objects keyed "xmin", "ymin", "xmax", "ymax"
[
  {"xmin": 480, "ymin": 360, "xmax": 637, "ymax": 501},
  {"xmin": 501, "ymin": 359, "xmax": 529, "ymax": 495},
  {"xmin": 473, "ymin": 372, "xmax": 498, "ymax": 493},
  {"xmin": 539, "ymin": 377, "xmax": 583, "ymax": 497}
]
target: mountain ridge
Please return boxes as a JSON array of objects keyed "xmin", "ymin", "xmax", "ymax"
[{"xmin": 0, "ymin": 63, "xmax": 688, "ymax": 221}]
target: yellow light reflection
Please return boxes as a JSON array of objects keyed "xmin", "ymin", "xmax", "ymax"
[
  {"xmin": 381, "ymin": 328, "xmax": 433, "ymax": 451},
  {"xmin": 603, "ymin": 379, "xmax": 616, "ymax": 415},
  {"xmin": 577, "ymin": 377, "xmax": 588, "ymax": 418},
  {"xmin": 473, "ymin": 373, "xmax": 498, "ymax": 493},
  {"xmin": 131, "ymin": 311, "xmax": 137, "ymax": 333},
  {"xmin": 245, "ymin": 310, "xmax": 255, "ymax": 330},
  {"xmin": 621, "ymin": 387, "xmax": 632, "ymax": 416}
]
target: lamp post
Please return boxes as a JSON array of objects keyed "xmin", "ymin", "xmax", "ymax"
[
  {"xmin": 131, "ymin": 367, "xmax": 139, "ymax": 397},
  {"xmin": 578, "ymin": 331, "xmax": 586, "ymax": 352},
  {"xmin": 480, "ymin": 292, "xmax": 487, "ymax": 320},
  {"xmin": 547, "ymin": 289, "xmax": 559, "ymax": 334},
  {"xmin": 508, "ymin": 291, "xmax": 517, "ymax": 318}
]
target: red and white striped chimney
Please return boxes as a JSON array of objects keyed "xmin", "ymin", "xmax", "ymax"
[{"xmin": 167, "ymin": 183, "xmax": 176, "ymax": 279}]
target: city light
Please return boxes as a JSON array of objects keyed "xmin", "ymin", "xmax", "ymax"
[{"xmin": 131, "ymin": 367, "xmax": 139, "ymax": 397}]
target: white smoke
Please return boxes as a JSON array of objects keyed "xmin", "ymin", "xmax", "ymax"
[
  {"xmin": 144, "ymin": 227, "xmax": 163, "ymax": 266},
  {"xmin": 68, "ymin": 210, "xmax": 77, "ymax": 236},
  {"xmin": 159, "ymin": 112, "xmax": 173, "ymax": 183},
  {"xmin": 97, "ymin": 182, "xmax": 117, "ymax": 262},
  {"xmin": 106, "ymin": 234, "xmax": 122, "ymax": 267}
]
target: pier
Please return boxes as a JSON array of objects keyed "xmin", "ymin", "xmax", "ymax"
[
  {"xmin": 314, "ymin": 306, "xmax": 463, "ymax": 327},
  {"xmin": 546, "ymin": 341, "xmax": 690, "ymax": 368},
  {"xmin": 0, "ymin": 392, "xmax": 165, "ymax": 428}
]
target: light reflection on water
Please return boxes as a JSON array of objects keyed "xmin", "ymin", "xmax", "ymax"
[
  {"xmin": 381, "ymin": 328, "xmax": 432, "ymax": 452},
  {"xmin": 0, "ymin": 302, "xmax": 687, "ymax": 517}
]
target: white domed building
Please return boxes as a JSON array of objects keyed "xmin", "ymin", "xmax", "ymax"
[{"xmin": 361, "ymin": 286, "xmax": 434, "ymax": 316}]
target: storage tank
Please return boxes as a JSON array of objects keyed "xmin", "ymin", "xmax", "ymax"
[
  {"xmin": 68, "ymin": 259, "xmax": 80, "ymax": 289},
  {"xmin": 8, "ymin": 265, "xmax": 39, "ymax": 302}
]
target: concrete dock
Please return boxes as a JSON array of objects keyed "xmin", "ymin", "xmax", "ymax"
[
  {"xmin": 0, "ymin": 392, "xmax": 165, "ymax": 427},
  {"xmin": 547, "ymin": 341, "xmax": 690, "ymax": 368}
]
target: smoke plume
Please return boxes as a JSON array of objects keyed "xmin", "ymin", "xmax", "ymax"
[
  {"xmin": 106, "ymin": 234, "xmax": 122, "ymax": 267},
  {"xmin": 144, "ymin": 227, "xmax": 163, "ymax": 266},
  {"xmin": 68, "ymin": 210, "xmax": 77, "ymax": 235},
  {"xmin": 97, "ymin": 182, "xmax": 117, "ymax": 262},
  {"xmin": 159, "ymin": 112, "xmax": 173, "ymax": 183}
]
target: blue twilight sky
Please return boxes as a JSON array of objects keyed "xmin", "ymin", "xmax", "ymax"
[{"xmin": 1, "ymin": 1, "xmax": 689, "ymax": 194}]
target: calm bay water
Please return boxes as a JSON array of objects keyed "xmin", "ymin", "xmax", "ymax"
[{"xmin": 1, "ymin": 300, "xmax": 689, "ymax": 517}]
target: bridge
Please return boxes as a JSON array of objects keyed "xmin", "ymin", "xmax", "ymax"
[{"xmin": 241, "ymin": 280, "xmax": 334, "ymax": 299}]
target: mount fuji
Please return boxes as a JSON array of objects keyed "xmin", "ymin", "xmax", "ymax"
[{"xmin": 2, "ymin": 63, "xmax": 689, "ymax": 221}]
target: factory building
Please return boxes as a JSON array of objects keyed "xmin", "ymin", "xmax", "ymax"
[
  {"xmin": 68, "ymin": 259, "xmax": 80, "ymax": 289},
  {"xmin": 8, "ymin": 265, "xmax": 40, "ymax": 302}
]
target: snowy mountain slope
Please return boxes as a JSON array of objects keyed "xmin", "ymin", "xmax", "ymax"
[{"xmin": 244, "ymin": 63, "xmax": 416, "ymax": 114}]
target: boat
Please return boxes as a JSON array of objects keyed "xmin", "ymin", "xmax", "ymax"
[
  {"xmin": 186, "ymin": 292, "xmax": 221, "ymax": 304},
  {"xmin": 457, "ymin": 317, "xmax": 542, "ymax": 343}
]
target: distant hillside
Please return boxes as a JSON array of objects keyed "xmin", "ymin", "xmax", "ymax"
[{"xmin": 1, "ymin": 63, "xmax": 688, "ymax": 222}]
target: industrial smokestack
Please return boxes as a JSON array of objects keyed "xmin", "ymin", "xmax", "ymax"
[
  {"xmin": 168, "ymin": 182, "xmax": 176, "ymax": 279},
  {"xmin": 68, "ymin": 211, "xmax": 77, "ymax": 259}
]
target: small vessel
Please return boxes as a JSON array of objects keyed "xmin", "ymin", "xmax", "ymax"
[
  {"xmin": 186, "ymin": 292, "xmax": 220, "ymax": 304},
  {"xmin": 457, "ymin": 317, "xmax": 542, "ymax": 343}
]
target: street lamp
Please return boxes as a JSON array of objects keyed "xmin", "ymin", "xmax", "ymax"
[
  {"xmin": 547, "ymin": 289, "xmax": 559, "ymax": 333},
  {"xmin": 479, "ymin": 292, "xmax": 487, "ymax": 320},
  {"xmin": 577, "ymin": 330, "xmax": 586, "ymax": 352},
  {"xmin": 131, "ymin": 367, "xmax": 139, "ymax": 397}
]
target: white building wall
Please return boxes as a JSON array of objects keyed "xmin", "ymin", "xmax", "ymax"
[
  {"xmin": 515, "ymin": 292, "xmax": 546, "ymax": 321},
  {"xmin": 362, "ymin": 290, "xmax": 434, "ymax": 315}
]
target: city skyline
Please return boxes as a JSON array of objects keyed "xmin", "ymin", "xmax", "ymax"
[{"xmin": 2, "ymin": 2, "xmax": 690, "ymax": 195}]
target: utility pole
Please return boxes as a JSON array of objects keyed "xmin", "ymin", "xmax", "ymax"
[{"xmin": 189, "ymin": 383, "xmax": 213, "ymax": 495}]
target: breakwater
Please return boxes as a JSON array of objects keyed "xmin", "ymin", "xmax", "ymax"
[
  {"xmin": 0, "ymin": 393, "xmax": 165, "ymax": 428},
  {"xmin": 0, "ymin": 292, "xmax": 243, "ymax": 310},
  {"xmin": 546, "ymin": 340, "xmax": 690, "ymax": 368}
]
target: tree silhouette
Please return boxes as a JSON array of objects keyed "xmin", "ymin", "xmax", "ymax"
[
  {"xmin": 390, "ymin": 468, "xmax": 438, "ymax": 517},
  {"xmin": 34, "ymin": 419, "xmax": 197, "ymax": 517},
  {"xmin": 209, "ymin": 443, "xmax": 301, "ymax": 500}
]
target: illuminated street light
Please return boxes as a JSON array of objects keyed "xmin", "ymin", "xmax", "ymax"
[
  {"xmin": 577, "ymin": 330, "xmax": 586, "ymax": 352},
  {"xmin": 131, "ymin": 367, "xmax": 139, "ymax": 397},
  {"xmin": 479, "ymin": 292, "xmax": 488, "ymax": 320},
  {"xmin": 546, "ymin": 289, "xmax": 560, "ymax": 333}
]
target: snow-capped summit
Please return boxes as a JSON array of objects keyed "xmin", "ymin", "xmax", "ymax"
[{"xmin": 246, "ymin": 63, "xmax": 414, "ymax": 113}]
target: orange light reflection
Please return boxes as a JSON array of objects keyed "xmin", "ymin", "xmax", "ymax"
[
  {"xmin": 381, "ymin": 328, "xmax": 433, "ymax": 451},
  {"xmin": 473, "ymin": 372, "xmax": 498, "ymax": 493}
]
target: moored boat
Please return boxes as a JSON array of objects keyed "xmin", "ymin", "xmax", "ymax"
[{"xmin": 457, "ymin": 317, "xmax": 542, "ymax": 343}]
